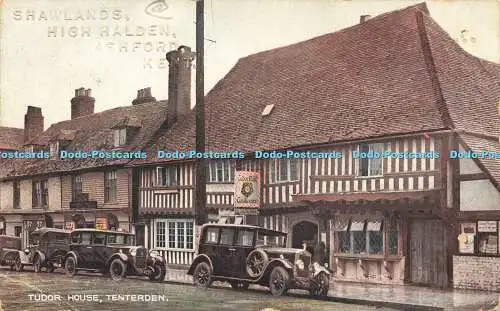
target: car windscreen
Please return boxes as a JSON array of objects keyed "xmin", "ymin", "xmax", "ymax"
[{"xmin": 256, "ymin": 231, "xmax": 286, "ymax": 247}]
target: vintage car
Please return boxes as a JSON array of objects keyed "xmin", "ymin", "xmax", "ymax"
[
  {"xmin": 19, "ymin": 228, "xmax": 71, "ymax": 273},
  {"xmin": 63, "ymin": 229, "xmax": 166, "ymax": 281},
  {"xmin": 187, "ymin": 224, "xmax": 331, "ymax": 297},
  {"xmin": 0, "ymin": 235, "xmax": 22, "ymax": 270}
]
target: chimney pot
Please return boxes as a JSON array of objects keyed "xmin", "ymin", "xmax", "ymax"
[
  {"xmin": 360, "ymin": 15, "xmax": 371, "ymax": 23},
  {"xmin": 132, "ymin": 87, "xmax": 156, "ymax": 105}
]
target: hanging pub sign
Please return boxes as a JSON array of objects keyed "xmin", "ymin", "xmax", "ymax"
[
  {"xmin": 234, "ymin": 171, "xmax": 260, "ymax": 215},
  {"xmin": 95, "ymin": 217, "xmax": 108, "ymax": 231}
]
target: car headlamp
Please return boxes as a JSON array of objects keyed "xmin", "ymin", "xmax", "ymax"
[
  {"xmin": 129, "ymin": 248, "xmax": 137, "ymax": 256},
  {"xmin": 295, "ymin": 259, "xmax": 304, "ymax": 270}
]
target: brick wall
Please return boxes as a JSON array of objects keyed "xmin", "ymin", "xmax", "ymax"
[{"xmin": 454, "ymin": 255, "xmax": 500, "ymax": 291}]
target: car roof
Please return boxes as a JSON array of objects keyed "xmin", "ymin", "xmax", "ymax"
[
  {"xmin": 71, "ymin": 228, "xmax": 134, "ymax": 235},
  {"xmin": 201, "ymin": 223, "xmax": 286, "ymax": 235},
  {"xmin": 0, "ymin": 235, "xmax": 21, "ymax": 240},
  {"xmin": 31, "ymin": 228, "xmax": 71, "ymax": 235}
]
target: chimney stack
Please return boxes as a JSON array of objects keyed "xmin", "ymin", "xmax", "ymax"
[
  {"xmin": 71, "ymin": 87, "xmax": 95, "ymax": 119},
  {"xmin": 166, "ymin": 46, "xmax": 195, "ymax": 125},
  {"xmin": 24, "ymin": 106, "xmax": 44, "ymax": 143},
  {"xmin": 132, "ymin": 87, "xmax": 156, "ymax": 105},
  {"xmin": 360, "ymin": 15, "xmax": 371, "ymax": 23}
]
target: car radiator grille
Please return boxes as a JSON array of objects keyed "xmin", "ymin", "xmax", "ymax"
[
  {"xmin": 297, "ymin": 254, "xmax": 311, "ymax": 278},
  {"xmin": 135, "ymin": 248, "xmax": 148, "ymax": 268}
]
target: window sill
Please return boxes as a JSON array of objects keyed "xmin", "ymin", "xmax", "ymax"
[
  {"xmin": 206, "ymin": 181, "xmax": 234, "ymax": 184},
  {"xmin": 268, "ymin": 180, "xmax": 300, "ymax": 186},
  {"xmin": 333, "ymin": 253, "xmax": 402, "ymax": 261},
  {"xmin": 354, "ymin": 175, "xmax": 384, "ymax": 179}
]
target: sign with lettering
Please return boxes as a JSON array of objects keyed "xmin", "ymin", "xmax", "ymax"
[
  {"xmin": 65, "ymin": 221, "xmax": 75, "ymax": 231},
  {"xmin": 458, "ymin": 233, "xmax": 474, "ymax": 254},
  {"xmin": 95, "ymin": 217, "xmax": 108, "ymax": 230},
  {"xmin": 234, "ymin": 171, "xmax": 260, "ymax": 209},
  {"xmin": 478, "ymin": 221, "xmax": 497, "ymax": 232}
]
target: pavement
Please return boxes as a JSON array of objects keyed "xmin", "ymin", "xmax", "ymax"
[{"xmin": 166, "ymin": 268, "xmax": 500, "ymax": 311}]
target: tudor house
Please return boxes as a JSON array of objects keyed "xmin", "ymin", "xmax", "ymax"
[
  {"xmin": 0, "ymin": 87, "xmax": 169, "ymax": 248},
  {"xmin": 131, "ymin": 3, "xmax": 500, "ymax": 290}
]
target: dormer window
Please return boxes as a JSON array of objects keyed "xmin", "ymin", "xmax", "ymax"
[
  {"xmin": 114, "ymin": 128, "xmax": 127, "ymax": 147},
  {"xmin": 50, "ymin": 142, "xmax": 59, "ymax": 157}
]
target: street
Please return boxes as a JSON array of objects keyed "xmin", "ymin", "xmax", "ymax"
[{"xmin": 0, "ymin": 268, "xmax": 398, "ymax": 311}]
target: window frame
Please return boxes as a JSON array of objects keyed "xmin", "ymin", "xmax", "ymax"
[
  {"xmin": 356, "ymin": 143, "xmax": 384, "ymax": 177},
  {"xmin": 153, "ymin": 219, "xmax": 194, "ymax": 251},
  {"xmin": 269, "ymin": 158, "xmax": 299, "ymax": 184},
  {"xmin": 104, "ymin": 170, "xmax": 117, "ymax": 203},
  {"xmin": 155, "ymin": 166, "xmax": 179, "ymax": 187},
  {"xmin": 32, "ymin": 179, "xmax": 48, "ymax": 209},
  {"xmin": 113, "ymin": 128, "xmax": 128, "ymax": 147},
  {"xmin": 13, "ymin": 181, "xmax": 20, "ymax": 209},
  {"xmin": 72, "ymin": 175, "xmax": 83, "ymax": 201},
  {"xmin": 208, "ymin": 160, "xmax": 235, "ymax": 183},
  {"xmin": 335, "ymin": 219, "xmax": 393, "ymax": 256}
]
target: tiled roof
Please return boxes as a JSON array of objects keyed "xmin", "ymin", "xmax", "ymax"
[
  {"xmin": 0, "ymin": 126, "xmax": 24, "ymax": 150},
  {"xmin": 133, "ymin": 3, "xmax": 499, "ymax": 163},
  {"xmin": 1, "ymin": 101, "xmax": 169, "ymax": 178},
  {"xmin": 458, "ymin": 133, "xmax": 500, "ymax": 191}
]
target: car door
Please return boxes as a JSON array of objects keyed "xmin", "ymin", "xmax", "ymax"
[
  {"xmin": 91, "ymin": 232, "xmax": 107, "ymax": 268},
  {"xmin": 234, "ymin": 229, "xmax": 256, "ymax": 278},
  {"xmin": 217, "ymin": 227, "xmax": 236, "ymax": 277},
  {"xmin": 76, "ymin": 232, "xmax": 93, "ymax": 268}
]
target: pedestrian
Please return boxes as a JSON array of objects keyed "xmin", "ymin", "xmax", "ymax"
[{"xmin": 313, "ymin": 241, "xmax": 326, "ymax": 265}]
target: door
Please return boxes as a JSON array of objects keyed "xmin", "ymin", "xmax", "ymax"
[
  {"xmin": 75, "ymin": 232, "xmax": 93, "ymax": 268},
  {"xmin": 233, "ymin": 229, "xmax": 256, "ymax": 278},
  {"xmin": 409, "ymin": 219, "xmax": 448, "ymax": 288},
  {"xmin": 292, "ymin": 221, "xmax": 318, "ymax": 249},
  {"xmin": 91, "ymin": 232, "xmax": 108, "ymax": 268},
  {"xmin": 216, "ymin": 227, "xmax": 236, "ymax": 276}
]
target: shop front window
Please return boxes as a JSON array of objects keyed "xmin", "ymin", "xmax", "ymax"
[
  {"xmin": 459, "ymin": 221, "xmax": 499, "ymax": 255},
  {"xmin": 335, "ymin": 218, "xmax": 396, "ymax": 256}
]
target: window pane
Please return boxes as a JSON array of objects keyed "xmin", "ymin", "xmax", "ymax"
[
  {"xmin": 220, "ymin": 228, "xmax": 234, "ymax": 245},
  {"xmin": 81, "ymin": 233, "xmax": 91, "ymax": 245},
  {"xmin": 269, "ymin": 160, "xmax": 276, "ymax": 183},
  {"xmin": 205, "ymin": 228, "xmax": 219, "ymax": 243},
  {"xmin": 93, "ymin": 233, "xmax": 106, "ymax": 245},
  {"xmin": 237, "ymin": 230, "xmax": 255, "ymax": 246},
  {"xmin": 358, "ymin": 144, "xmax": 370, "ymax": 176},
  {"xmin": 290, "ymin": 160, "xmax": 298, "ymax": 180},
  {"xmin": 388, "ymin": 217, "xmax": 398, "ymax": 255},
  {"xmin": 156, "ymin": 221, "xmax": 166, "ymax": 248},
  {"xmin": 353, "ymin": 231, "xmax": 366, "ymax": 254},
  {"xmin": 186, "ymin": 222, "xmax": 194, "ymax": 249},
  {"xmin": 368, "ymin": 231, "xmax": 383, "ymax": 254},
  {"xmin": 223, "ymin": 161, "xmax": 230, "ymax": 181},
  {"xmin": 339, "ymin": 231, "xmax": 351, "ymax": 252},
  {"xmin": 168, "ymin": 222, "xmax": 176, "ymax": 248},
  {"xmin": 279, "ymin": 159, "xmax": 288, "ymax": 181},
  {"xmin": 478, "ymin": 233, "xmax": 498, "ymax": 254},
  {"xmin": 177, "ymin": 222, "xmax": 185, "ymax": 249}
]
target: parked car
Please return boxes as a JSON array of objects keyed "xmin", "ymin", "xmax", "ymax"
[
  {"xmin": 63, "ymin": 229, "xmax": 166, "ymax": 281},
  {"xmin": 22, "ymin": 228, "xmax": 71, "ymax": 273},
  {"xmin": 0, "ymin": 235, "xmax": 22, "ymax": 271},
  {"xmin": 187, "ymin": 224, "xmax": 331, "ymax": 297}
]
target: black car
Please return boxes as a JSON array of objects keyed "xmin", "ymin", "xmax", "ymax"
[
  {"xmin": 0, "ymin": 235, "xmax": 22, "ymax": 270},
  {"xmin": 23, "ymin": 228, "xmax": 71, "ymax": 273},
  {"xmin": 63, "ymin": 229, "xmax": 166, "ymax": 281},
  {"xmin": 187, "ymin": 224, "xmax": 331, "ymax": 297}
]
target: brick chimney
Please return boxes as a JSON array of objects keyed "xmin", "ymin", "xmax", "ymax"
[
  {"xmin": 132, "ymin": 87, "xmax": 156, "ymax": 105},
  {"xmin": 71, "ymin": 87, "xmax": 95, "ymax": 119},
  {"xmin": 166, "ymin": 45, "xmax": 195, "ymax": 125},
  {"xmin": 360, "ymin": 15, "xmax": 371, "ymax": 23},
  {"xmin": 24, "ymin": 106, "xmax": 44, "ymax": 143}
]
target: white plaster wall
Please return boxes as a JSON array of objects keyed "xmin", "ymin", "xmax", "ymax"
[
  {"xmin": 458, "ymin": 144, "xmax": 484, "ymax": 174},
  {"xmin": 48, "ymin": 177, "xmax": 61, "ymax": 210},
  {"xmin": 206, "ymin": 183, "xmax": 234, "ymax": 193},
  {"xmin": 0, "ymin": 181, "xmax": 13, "ymax": 210},
  {"xmin": 460, "ymin": 180, "xmax": 500, "ymax": 211},
  {"xmin": 19, "ymin": 179, "xmax": 31, "ymax": 210}
]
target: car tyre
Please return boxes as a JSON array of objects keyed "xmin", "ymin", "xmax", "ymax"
[
  {"xmin": 309, "ymin": 273, "xmax": 330, "ymax": 298},
  {"xmin": 149, "ymin": 263, "xmax": 166, "ymax": 282},
  {"xmin": 15, "ymin": 256, "xmax": 24, "ymax": 272},
  {"xmin": 246, "ymin": 249, "xmax": 269, "ymax": 278},
  {"xmin": 229, "ymin": 281, "xmax": 250, "ymax": 290},
  {"xmin": 33, "ymin": 256, "xmax": 42, "ymax": 273},
  {"xmin": 65, "ymin": 256, "xmax": 77, "ymax": 277},
  {"xmin": 109, "ymin": 258, "xmax": 126, "ymax": 281},
  {"xmin": 269, "ymin": 266, "xmax": 290, "ymax": 296},
  {"xmin": 193, "ymin": 262, "xmax": 213, "ymax": 288}
]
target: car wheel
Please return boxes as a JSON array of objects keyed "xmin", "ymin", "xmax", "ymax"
[
  {"xmin": 309, "ymin": 273, "xmax": 330, "ymax": 298},
  {"xmin": 149, "ymin": 263, "xmax": 166, "ymax": 282},
  {"xmin": 15, "ymin": 257, "xmax": 24, "ymax": 272},
  {"xmin": 10, "ymin": 264, "xmax": 15, "ymax": 271},
  {"xmin": 269, "ymin": 266, "xmax": 290, "ymax": 296},
  {"xmin": 229, "ymin": 281, "xmax": 249, "ymax": 290},
  {"xmin": 33, "ymin": 256, "xmax": 42, "ymax": 273},
  {"xmin": 65, "ymin": 257, "xmax": 77, "ymax": 277},
  {"xmin": 109, "ymin": 259, "xmax": 126, "ymax": 281},
  {"xmin": 193, "ymin": 262, "xmax": 213, "ymax": 288},
  {"xmin": 246, "ymin": 249, "xmax": 269, "ymax": 278}
]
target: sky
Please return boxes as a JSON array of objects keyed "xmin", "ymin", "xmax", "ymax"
[{"xmin": 0, "ymin": 0, "xmax": 499, "ymax": 129}]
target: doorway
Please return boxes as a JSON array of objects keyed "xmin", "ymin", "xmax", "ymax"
[{"xmin": 292, "ymin": 221, "xmax": 318, "ymax": 250}]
